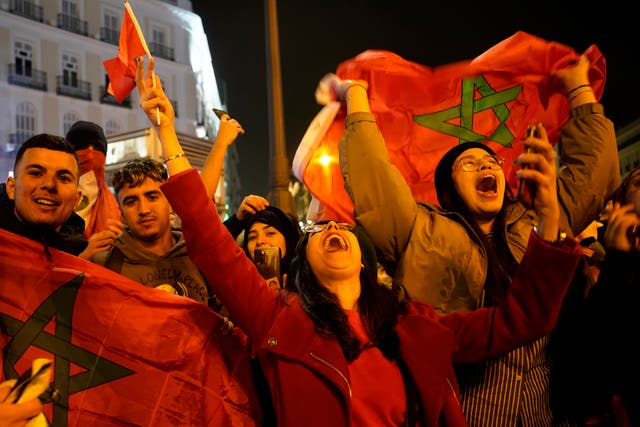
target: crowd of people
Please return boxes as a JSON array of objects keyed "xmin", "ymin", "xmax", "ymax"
[{"xmin": 0, "ymin": 47, "xmax": 638, "ymax": 427}]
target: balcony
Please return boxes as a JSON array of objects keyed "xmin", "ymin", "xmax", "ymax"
[
  {"xmin": 9, "ymin": 0, "xmax": 43, "ymax": 22},
  {"xmin": 57, "ymin": 13, "xmax": 88, "ymax": 36},
  {"xmin": 100, "ymin": 27, "xmax": 120, "ymax": 46},
  {"xmin": 8, "ymin": 64, "xmax": 47, "ymax": 92},
  {"xmin": 99, "ymin": 86, "xmax": 132, "ymax": 108},
  {"xmin": 149, "ymin": 42, "xmax": 175, "ymax": 61},
  {"xmin": 6, "ymin": 132, "xmax": 34, "ymax": 153},
  {"xmin": 56, "ymin": 76, "xmax": 91, "ymax": 101}
]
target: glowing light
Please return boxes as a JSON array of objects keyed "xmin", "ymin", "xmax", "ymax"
[{"xmin": 318, "ymin": 153, "xmax": 333, "ymax": 166}]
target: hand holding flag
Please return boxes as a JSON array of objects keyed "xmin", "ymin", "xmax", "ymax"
[{"xmin": 294, "ymin": 31, "xmax": 606, "ymax": 222}]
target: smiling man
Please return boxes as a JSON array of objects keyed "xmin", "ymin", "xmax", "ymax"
[
  {"xmin": 0, "ymin": 134, "xmax": 88, "ymax": 255},
  {"xmin": 91, "ymin": 158, "xmax": 214, "ymax": 308}
]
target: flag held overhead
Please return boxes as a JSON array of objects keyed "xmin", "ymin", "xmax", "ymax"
[
  {"xmin": 103, "ymin": 1, "xmax": 151, "ymax": 103},
  {"xmin": 294, "ymin": 31, "xmax": 606, "ymax": 222}
]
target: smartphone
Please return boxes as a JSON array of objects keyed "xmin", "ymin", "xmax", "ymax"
[
  {"xmin": 254, "ymin": 247, "xmax": 282, "ymax": 289},
  {"xmin": 518, "ymin": 125, "xmax": 537, "ymax": 208},
  {"xmin": 212, "ymin": 108, "xmax": 228, "ymax": 119}
]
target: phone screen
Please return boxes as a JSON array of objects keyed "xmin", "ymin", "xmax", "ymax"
[
  {"xmin": 518, "ymin": 125, "xmax": 538, "ymax": 208},
  {"xmin": 254, "ymin": 247, "xmax": 282, "ymax": 289}
]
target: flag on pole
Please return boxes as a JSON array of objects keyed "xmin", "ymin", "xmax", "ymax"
[
  {"xmin": 0, "ymin": 229, "xmax": 261, "ymax": 426},
  {"xmin": 103, "ymin": 1, "xmax": 151, "ymax": 103},
  {"xmin": 293, "ymin": 31, "xmax": 606, "ymax": 222}
]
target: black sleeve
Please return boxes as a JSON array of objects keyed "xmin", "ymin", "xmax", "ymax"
[{"xmin": 222, "ymin": 213, "xmax": 245, "ymax": 240}]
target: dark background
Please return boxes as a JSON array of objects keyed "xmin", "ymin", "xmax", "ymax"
[{"xmin": 192, "ymin": 1, "xmax": 637, "ymax": 199}]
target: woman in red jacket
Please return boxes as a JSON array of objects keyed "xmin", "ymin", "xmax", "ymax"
[{"xmin": 136, "ymin": 58, "xmax": 582, "ymax": 427}]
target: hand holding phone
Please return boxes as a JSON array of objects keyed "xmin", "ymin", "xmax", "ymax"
[
  {"xmin": 254, "ymin": 247, "xmax": 282, "ymax": 289},
  {"xmin": 518, "ymin": 125, "xmax": 538, "ymax": 209},
  {"xmin": 213, "ymin": 108, "xmax": 228, "ymax": 120}
]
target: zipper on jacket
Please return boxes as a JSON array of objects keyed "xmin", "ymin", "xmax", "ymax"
[
  {"xmin": 446, "ymin": 378, "xmax": 460, "ymax": 405},
  {"xmin": 309, "ymin": 352, "xmax": 352, "ymax": 398}
]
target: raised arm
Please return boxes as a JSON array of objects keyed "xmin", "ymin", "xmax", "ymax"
[
  {"xmin": 223, "ymin": 194, "xmax": 270, "ymax": 239},
  {"xmin": 317, "ymin": 73, "xmax": 419, "ymax": 265},
  {"xmin": 135, "ymin": 57, "xmax": 191, "ymax": 176},
  {"xmin": 200, "ymin": 113, "xmax": 244, "ymax": 198},
  {"xmin": 135, "ymin": 57, "xmax": 279, "ymax": 343},
  {"xmin": 552, "ymin": 55, "xmax": 620, "ymax": 235}
]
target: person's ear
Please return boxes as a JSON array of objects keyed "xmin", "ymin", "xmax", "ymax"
[
  {"xmin": 75, "ymin": 189, "xmax": 82, "ymax": 209},
  {"xmin": 5, "ymin": 177, "xmax": 16, "ymax": 201}
]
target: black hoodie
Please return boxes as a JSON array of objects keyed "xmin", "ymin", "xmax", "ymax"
[{"xmin": 0, "ymin": 183, "xmax": 88, "ymax": 256}]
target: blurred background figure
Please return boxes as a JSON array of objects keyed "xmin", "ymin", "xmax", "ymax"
[{"xmin": 65, "ymin": 121, "xmax": 122, "ymax": 239}]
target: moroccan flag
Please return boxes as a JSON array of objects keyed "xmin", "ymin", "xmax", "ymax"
[
  {"xmin": 0, "ymin": 229, "xmax": 261, "ymax": 426},
  {"xmin": 293, "ymin": 31, "xmax": 606, "ymax": 222},
  {"xmin": 103, "ymin": 1, "xmax": 150, "ymax": 103}
]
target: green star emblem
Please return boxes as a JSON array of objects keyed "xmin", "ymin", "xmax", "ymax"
[
  {"xmin": 2, "ymin": 273, "xmax": 134, "ymax": 426},
  {"xmin": 414, "ymin": 76, "xmax": 521, "ymax": 147}
]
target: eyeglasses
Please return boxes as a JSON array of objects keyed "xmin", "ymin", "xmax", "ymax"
[
  {"xmin": 455, "ymin": 154, "xmax": 504, "ymax": 172},
  {"xmin": 303, "ymin": 222, "xmax": 355, "ymax": 234}
]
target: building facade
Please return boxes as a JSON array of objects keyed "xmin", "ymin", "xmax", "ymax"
[{"xmin": 0, "ymin": 0, "xmax": 240, "ymax": 217}]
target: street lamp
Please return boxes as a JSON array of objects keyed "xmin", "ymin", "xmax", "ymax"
[{"xmin": 264, "ymin": 0, "xmax": 295, "ymax": 217}]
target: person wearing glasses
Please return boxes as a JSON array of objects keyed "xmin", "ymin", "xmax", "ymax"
[
  {"xmin": 318, "ymin": 53, "xmax": 620, "ymax": 426},
  {"xmin": 135, "ymin": 56, "xmax": 585, "ymax": 427}
]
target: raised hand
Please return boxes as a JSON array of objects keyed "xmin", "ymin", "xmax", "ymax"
[
  {"xmin": 135, "ymin": 57, "xmax": 174, "ymax": 129},
  {"xmin": 235, "ymin": 195, "xmax": 270, "ymax": 221},
  {"xmin": 604, "ymin": 203, "xmax": 640, "ymax": 252},
  {"xmin": 515, "ymin": 123, "xmax": 560, "ymax": 241},
  {"xmin": 215, "ymin": 113, "xmax": 245, "ymax": 149}
]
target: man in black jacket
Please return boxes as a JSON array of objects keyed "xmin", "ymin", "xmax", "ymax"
[{"xmin": 0, "ymin": 134, "xmax": 87, "ymax": 255}]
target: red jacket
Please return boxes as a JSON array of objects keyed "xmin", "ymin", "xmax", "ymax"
[{"xmin": 162, "ymin": 169, "xmax": 581, "ymax": 427}]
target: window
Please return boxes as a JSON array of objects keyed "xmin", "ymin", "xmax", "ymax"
[
  {"xmin": 62, "ymin": 0, "xmax": 79, "ymax": 17},
  {"xmin": 104, "ymin": 119, "xmax": 121, "ymax": 135},
  {"xmin": 14, "ymin": 40, "xmax": 33, "ymax": 77},
  {"xmin": 63, "ymin": 112, "xmax": 80, "ymax": 135},
  {"xmin": 62, "ymin": 53, "xmax": 78, "ymax": 87},
  {"xmin": 104, "ymin": 10, "xmax": 118, "ymax": 30},
  {"xmin": 102, "ymin": 9, "xmax": 120, "ymax": 44},
  {"xmin": 16, "ymin": 102, "xmax": 35, "ymax": 135},
  {"xmin": 152, "ymin": 26, "xmax": 166, "ymax": 46}
]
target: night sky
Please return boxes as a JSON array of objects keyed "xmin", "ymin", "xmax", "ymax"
[{"xmin": 192, "ymin": 1, "xmax": 637, "ymax": 199}]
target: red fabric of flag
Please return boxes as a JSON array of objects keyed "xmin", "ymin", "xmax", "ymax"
[
  {"xmin": 103, "ymin": 2, "xmax": 149, "ymax": 103},
  {"xmin": 0, "ymin": 229, "xmax": 261, "ymax": 426},
  {"xmin": 294, "ymin": 31, "xmax": 605, "ymax": 223}
]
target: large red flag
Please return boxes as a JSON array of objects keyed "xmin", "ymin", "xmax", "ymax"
[
  {"xmin": 103, "ymin": 1, "xmax": 150, "ymax": 103},
  {"xmin": 293, "ymin": 31, "xmax": 606, "ymax": 222},
  {"xmin": 0, "ymin": 229, "xmax": 261, "ymax": 426}
]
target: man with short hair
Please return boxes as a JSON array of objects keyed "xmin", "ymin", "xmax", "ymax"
[
  {"xmin": 0, "ymin": 133, "xmax": 87, "ymax": 255},
  {"xmin": 92, "ymin": 158, "xmax": 214, "ymax": 307}
]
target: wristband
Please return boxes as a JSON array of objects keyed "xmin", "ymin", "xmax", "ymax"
[
  {"xmin": 164, "ymin": 152, "xmax": 186, "ymax": 163},
  {"xmin": 567, "ymin": 84, "xmax": 591, "ymax": 96}
]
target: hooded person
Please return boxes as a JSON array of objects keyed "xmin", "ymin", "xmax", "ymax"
[
  {"xmin": 434, "ymin": 141, "xmax": 511, "ymax": 212},
  {"xmin": 65, "ymin": 121, "xmax": 121, "ymax": 238},
  {"xmin": 239, "ymin": 206, "xmax": 302, "ymax": 287}
]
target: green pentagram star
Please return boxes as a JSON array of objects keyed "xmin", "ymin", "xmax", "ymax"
[
  {"xmin": 414, "ymin": 76, "xmax": 521, "ymax": 147},
  {"xmin": 2, "ymin": 273, "xmax": 134, "ymax": 426}
]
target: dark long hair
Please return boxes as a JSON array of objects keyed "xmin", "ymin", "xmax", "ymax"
[
  {"xmin": 448, "ymin": 182, "xmax": 519, "ymax": 305},
  {"xmin": 289, "ymin": 224, "xmax": 407, "ymax": 361}
]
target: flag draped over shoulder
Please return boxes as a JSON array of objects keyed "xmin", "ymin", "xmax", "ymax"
[
  {"xmin": 0, "ymin": 229, "xmax": 261, "ymax": 427},
  {"xmin": 293, "ymin": 31, "xmax": 606, "ymax": 222},
  {"xmin": 103, "ymin": 1, "xmax": 150, "ymax": 103}
]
